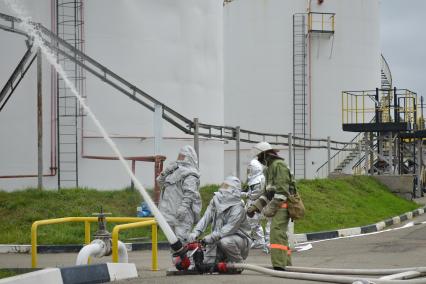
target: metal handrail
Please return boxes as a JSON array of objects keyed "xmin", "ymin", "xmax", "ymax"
[
  {"xmin": 315, "ymin": 133, "xmax": 362, "ymax": 178},
  {"xmin": 0, "ymin": 12, "xmax": 355, "ymax": 151},
  {"xmin": 31, "ymin": 217, "xmax": 154, "ymax": 268},
  {"xmin": 112, "ymin": 219, "xmax": 158, "ymax": 270}
]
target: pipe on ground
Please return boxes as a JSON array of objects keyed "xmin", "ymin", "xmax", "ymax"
[{"xmin": 227, "ymin": 263, "xmax": 426, "ymax": 284}]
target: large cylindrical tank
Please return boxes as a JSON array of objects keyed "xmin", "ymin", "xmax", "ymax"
[
  {"xmin": 223, "ymin": 0, "xmax": 380, "ymax": 179},
  {"xmin": 0, "ymin": 0, "xmax": 224, "ymax": 190}
]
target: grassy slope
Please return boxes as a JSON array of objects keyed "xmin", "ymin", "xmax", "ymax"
[
  {"xmin": 0, "ymin": 177, "xmax": 419, "ymax": 244},
  {"xmin": 294, "ymin": 176, "xmax": 419, "ymax": 232}
]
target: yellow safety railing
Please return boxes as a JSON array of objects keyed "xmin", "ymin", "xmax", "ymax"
[
  {"xmin": 31, "ymin": 217, "xmax": 155, "ymax": 268},
  {"xmin": 308, "ymin": 12, "xmax": 335, "ymax": 33},
  {"xmin": 342, "ymin": 89, "xmax": 418, "ymax": 126},
  {"xmin": 112, "ymin": 219, "xmax": 158, "ymax": 271}
]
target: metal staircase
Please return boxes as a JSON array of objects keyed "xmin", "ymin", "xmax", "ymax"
[
  {"xmin": 293, "ymin": 13, "xmax": 308, "ymax": 178},
  {"xmin": 316, "ymin": 55, "xmax": 395, "ymax": 177},
  {"xmin": 56, "ymin": 0, "xmax": 85, "ymax": 188}
]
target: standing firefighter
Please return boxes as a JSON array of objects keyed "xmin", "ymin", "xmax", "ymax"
[
  {"xmin": 241, "ymin": 159, "xmax": 268, "ymax": 253},
  {"xmin": 188, "ymin": 176, "xmax": 252, "ymax": 265},
  {"xmin": 247, "ymin": 141, "xmax": 292, "ymax": 270},
  {"xmin": 157, "ymin": 145, "xmax": 201, "ymax": 244}
]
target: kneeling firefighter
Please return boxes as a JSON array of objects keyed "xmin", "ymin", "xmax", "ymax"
[
  {"xmin": 189, "ymin": 176, "xmax": 252, "ymax": 265},
  {"xmin": 247, "ymin": 141, "xmax": 292, "ymax": 270}
]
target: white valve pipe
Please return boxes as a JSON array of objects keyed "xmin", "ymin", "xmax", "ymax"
[
  {"xmin": 117, "ymin": 241, "xmax": 128, "ymax": 263},
  {"xmin": 76, "ymin": 240, "xmax": 106, "ymax": 265}
]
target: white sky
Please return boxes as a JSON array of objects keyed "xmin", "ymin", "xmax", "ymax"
[{"xmin": 381, "ymin": 0, "xmax": 426, "ymax": 107}]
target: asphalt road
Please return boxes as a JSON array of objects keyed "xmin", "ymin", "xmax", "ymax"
[{"xmin": 2, "ymin": 213, "xmax": 426, "ymax": 283}]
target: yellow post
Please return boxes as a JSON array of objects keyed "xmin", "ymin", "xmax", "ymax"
[
  {"xmin": 151, "ymin": 224, "xmax": 158, "ymax": 271},
  {"xmin": 362, "ymin": 92, "xmax": 365, "ymax": 123},
  {"xmin": 356, "ymin": 95, "xmax": 358, "ymax": 123},
  {"xmin": 84, "ymin": 221, "xmax": 91, "ymax": 244},
  {"xmin": 31, "ymin": 223, "xmax": 37, "ymax": 268},
  {"xmin": 341, "ymin": 92, "xmax": 344, "ymax": 124},
  {"xmin": 332, "ymin": 15, "xmax": 335, "ymax": 32}
]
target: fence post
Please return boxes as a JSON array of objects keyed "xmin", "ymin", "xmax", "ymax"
[
  {"xmin": 364, "ymin": 132, "xmax": 369, "ymax": 175},
  {"xmin": 154, "ymin": 104, "xmax": 163, "ymax": 155},
  {"xmin": 37, "ymin": 48, "xmax": 43, "ymax": 190},
  {"xmin": 235, "ymin": 126, "xmax": 241, "ymax": 179},
  {"xmin": 288, "ymin": 133, "xmax": 293, "ymax": 173},
  {"xmin": 416, "ymin": 138, "xmax": 422, "ymax": 198},
  {"xmin": 327, "ymin": 136, "xmax": 331, "ymax": 176},
  {"xmin": 193, "ymin": 118, "xmax": 199, "ymax": 163}
]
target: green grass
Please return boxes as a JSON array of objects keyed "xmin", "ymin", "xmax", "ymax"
[
  {"xmin": 0, "ymin": 269, "xmax": 38, "ymax": 279},
  {"xmin": 294, "ymin": 176, "xmax": 420, "ymax": 233},
  {"xmin": 0, "ymin": 177, "xmax": 420, "ymax": 244}
]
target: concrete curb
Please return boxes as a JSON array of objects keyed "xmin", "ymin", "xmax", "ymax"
[
  {"xmin": 1, "ymin": 206, "xmax": 425, "ymax": 253},
  {"xmin": 0, "ymin": 263, "xmax": 137, "ymax": 284},
  {"xmin": 294, "ymin": 206, "xmax": 426, "ymax": 243}
]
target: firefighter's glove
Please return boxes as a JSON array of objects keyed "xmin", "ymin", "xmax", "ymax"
[
  {"xmin": 246, "ymin": 205, "xmax": 259, "ymax": 218},
  {"xmin": 263, "ymin": 199, "xmax": 283, "ymax": 218},
  {"xmin": 176, "ymin": 206, "xmax": 188, "ymax": 221},
  {"xmin": 202, "ymin": 233, "xmax": 218, "ymax": 245},
  {"xmin": 188, "ymin": 232, "xmax": 199, "ymax": 243}
]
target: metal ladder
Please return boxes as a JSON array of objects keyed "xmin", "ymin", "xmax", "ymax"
[
  {"xmin": 292, "ymin": 14, "xmax": 308, "ymax": 178},
  {"xmin": 56, "ymin": 0, "xmax": 85, "ymax": 188}
]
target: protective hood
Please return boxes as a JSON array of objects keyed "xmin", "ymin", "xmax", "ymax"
[
  {"xmin": 177, "ymin": 145, "xmax": 199, "ymax": 170},
  {"xmin": 213, "ymin": 176, "xmax": 242, "ymax": 213},
  {"xmin": 247, "ymin": 159, "xmax": 264, "ymax": 186},
  {"xmin": 164, "ymin": 145, "xmax": 199, "ymax": 184}
]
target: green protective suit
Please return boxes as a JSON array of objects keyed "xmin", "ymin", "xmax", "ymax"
[{"xmin": 253, "ymin": 157, "xmax": 292, "ymax": 269}]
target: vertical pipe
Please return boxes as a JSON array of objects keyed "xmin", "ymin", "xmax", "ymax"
[
  {"xmin": 84, "ymin": 221, "xmax": 90, "ymax": 244},
  {"xmin": 235, "ymin": 126, "xmax": 241, "ymax": 179},
  {"xmin": 37, "ymin": 48, "xmax": 43, "ymax": 190},
  {"xmin": 288, "ymin": 133, "xmax": 293, "ymax": 173},
  {"xmin": 151, "ymin": 224, "xmax": 158, "ymax": 271},
  {"xmin": 193, "ymin": 118, "xmax": 199, "ymax": 163},
  {"xmin": 154, "ymin": 157, "xmax": 163, "ymax": 206},
  {"xmin": 130, "ymin": 160, "xmax": 135, "ymax": 190},
  {"xmin": 327, "ymin": 136, "xmax": 331, "ymax": 175},
  {"xmin": 154, "ymin": 104, "xmax": 163, "ymax": 155},
  {"xmin": 394, "ymin": 87, "xmax": 398, "ymax": 123}
]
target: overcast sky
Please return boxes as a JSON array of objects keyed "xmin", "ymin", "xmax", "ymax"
[{"xmin": 381, "ymin": 0, "xmax": 426, "ymax": 103}]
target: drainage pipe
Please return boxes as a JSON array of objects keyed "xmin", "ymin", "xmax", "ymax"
[
  {"xmin": 76, "ymin": 240, "xmax": 106, "ymax": 265},
  {"xmin": 227, "ymin": 263, "xmax": 426, "ymax": 284},
  {"xmin": 117, "ymin": 241, "xmax": 128, "ymax": 263}
]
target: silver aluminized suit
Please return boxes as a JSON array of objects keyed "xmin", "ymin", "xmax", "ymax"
[
  {"xmin": 242, "ymin": 159, "xmax": 267, "ymax": 249},
  {"xmin": 157, "ymin": 145, "xmax": 201, "ymax": 244},
  {"xmin": 190, "ymin": 176, "xmax": 252, "ymax": 264}
]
